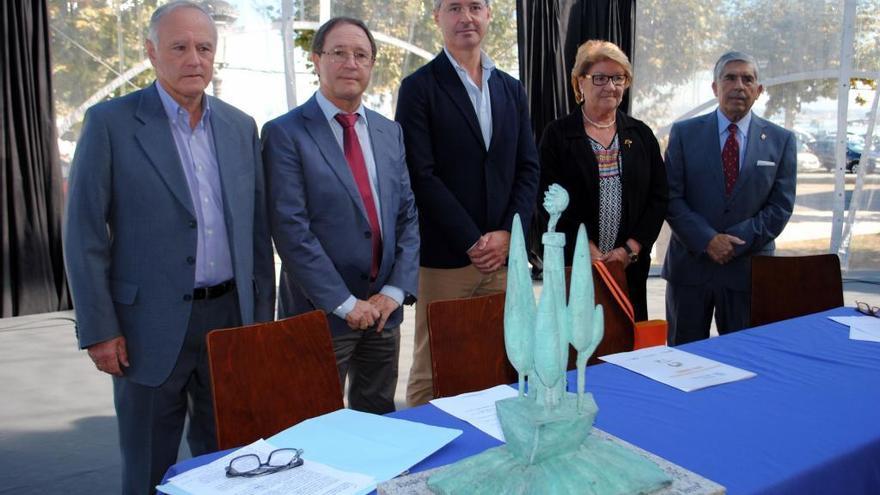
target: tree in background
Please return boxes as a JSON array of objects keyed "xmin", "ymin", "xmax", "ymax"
[{"xmin": 49, "ymin": 0, "xmax": 158, "ymax": 139}]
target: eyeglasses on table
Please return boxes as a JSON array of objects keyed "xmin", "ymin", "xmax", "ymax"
[
  {"xmin": 226, "ymin": 448, "xmax": 304, "ymax": 478},
  {"xmin": 856, "ymin": 301, "xmax": 879, "ymax": 317}
]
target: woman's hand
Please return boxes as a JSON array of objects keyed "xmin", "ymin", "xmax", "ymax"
[{"xmin": 600, "ymin": 247, "xmax": 631, "ymax": 268}]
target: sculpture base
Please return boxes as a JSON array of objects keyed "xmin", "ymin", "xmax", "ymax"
[
  {"xmin": 427, "ymin": 430, "xmax": 671, "ymax": 495},
  {"xmin": 496, "ymin": 393, "xmax": 597, "ymax": 464}
]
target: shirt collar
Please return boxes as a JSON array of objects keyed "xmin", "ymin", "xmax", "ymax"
[
  {"xmin": 717, "ymin": 107, "xmax": 751, "ymax": 137},
  {"xmin": 155, "ymin": 81, "xmax": 211, "ymax": 127},
  {"xmin": 443, "ymin": 47, "xmax": 496, "ymax": 78},
  {"xmin": 315, "ymin": 89, "xmax": 368, "ymax": 126}
]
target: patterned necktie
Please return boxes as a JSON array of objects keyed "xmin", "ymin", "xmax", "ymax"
[
  {"xmin": 722, "ymin": 123, "xmax": 740, "ymax": 195},
  {"xmin": 334, "ymin": 113, "xmax": 382, "ymax": 279}
]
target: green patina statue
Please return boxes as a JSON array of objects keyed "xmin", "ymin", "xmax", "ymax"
[{"xmin": 427, "ymin": 184, "xmax": 672, "ymax": 495}]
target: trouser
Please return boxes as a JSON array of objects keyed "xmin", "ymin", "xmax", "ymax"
[
  {"xmin": 333, "ymin": 325, "xmax": 401, "ymax": 414},
  {"xmin": 406, "ymin": 265, "xmax": 507, "ymax": 407},
  {"xmin": 665, "ymin": 281, "xmax": 749, "ymax": 345},
  {"xmin": 114, "ymin": 288, "xmax": 240, "ymax": 495}
]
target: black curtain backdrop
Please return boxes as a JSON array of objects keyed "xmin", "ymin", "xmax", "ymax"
[
  {"xmin": 516, "ymin": 0, "xmax": 636, "ymax": 271},
  {"xmin": 1, "ymin": 0, "xmax": 70, "ymax": 317}
]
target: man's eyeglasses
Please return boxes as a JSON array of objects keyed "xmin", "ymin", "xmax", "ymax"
[
  {"xmin": 226, "ymin": 448, "xmax": 304, "ymax": 478},
  {"xmin": 856, "ymin": 301, "xmax": 879, "ymax": 317},
  {"xmin": 320, "ymin": 49, "xmax": 374, "ymax": 67},
  {"xmin": 583, "ymin": 74, "xmax": 628, "ymax": 87}
]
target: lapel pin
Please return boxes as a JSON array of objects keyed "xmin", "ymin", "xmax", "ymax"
[
  {"xmin": 624, "ymin": 139, "xmax": 632, "ymax": 148},
  {"xmin": 761, "ymin": 133, "xmax": 766, "ymax": 141}
]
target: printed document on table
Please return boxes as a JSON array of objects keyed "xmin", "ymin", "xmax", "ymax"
[
  {"xmin": 156, "ymin": 439, "xmax": 374, "ymax": 495},
  {"xmin": 600, "ymin": 346, "xmax": 756, "ymax": 392},
  {"xmin": 828, "ymin": 315, "xmax": 880, "ymax": 342},
  {"xmin": 430, "ymin": 384, "xmax": 518, "ymax": 441}
]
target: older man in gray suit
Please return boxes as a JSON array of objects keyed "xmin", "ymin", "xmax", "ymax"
[
  {"xmin": 63, "ymin": 2, "xmax": 275, "ymax": 493},
  {"xmin": 262, "ymin": 17, "xmax": 419, "ymax": 414},
  {"xmin": 663, "ymin": 51, "xmax": 796, "ymax": 345}
]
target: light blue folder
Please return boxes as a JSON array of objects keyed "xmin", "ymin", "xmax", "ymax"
[
  {"xmin": 159, "ymin": 408, "xmax": 461, "ymax": 495},
  {"xmin": 269, "ymin": 408, "xmax": 461, "ymax": 483}
]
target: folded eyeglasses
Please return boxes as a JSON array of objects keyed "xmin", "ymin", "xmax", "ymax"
[
  {"xmin": 226, "ymin": 448, "xmax": 304, "ymax": 478},
  {"xmin": 856, "ymin": 301, "xmax": 879, "ymax": 318}
]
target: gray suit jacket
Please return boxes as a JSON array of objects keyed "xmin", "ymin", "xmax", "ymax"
[
  {"xmin": 63, "ymin": 83, "xmax": 276, "ymax": 386},
  {"xmin": 661, "ymin": 110, "xmax": 797, "ymax": 291},
  {"xmin": 262, "ymin": 95, "xmax": 420, "ymax": 336}
]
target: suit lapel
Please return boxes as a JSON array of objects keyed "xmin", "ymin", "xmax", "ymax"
[
  {"xmin": 432, "ymin": 53, "xmax": 486, "ymax": 149},
  {"xmin": 729, "ymin": 113, "xmax": 765, "ymax": 201},
  {"xmin": 701, "ymin": 112, "xmax": 727, "ymax": 199},
  {"xmin": 365, "ymin": 109, "xmax": 395, "ymax": 238},
  {"xmin": 134, "ymin": 84, "xmax": 194, "ymax": 216},
  {"xmin": 208, "ymin": 99, "xmax": 243, "ymax": 238},
  {"xmin": 487, "ymin": 71, "xmax": 505, "ymax": 153},
  {"xmin": 301, "ymin": 96, "xmax": 369, "ymax": 224}
]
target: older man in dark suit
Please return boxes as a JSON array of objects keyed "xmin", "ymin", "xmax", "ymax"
[
  {"xmin": 395, "ymin": 0, "xmax": 540, "ymax": 406},
  {"xmin": 63, "ymin": 2, "xmax": 275, "ymax": 493},
  {"xmin": 262, "ymin": 17, "xmax": 419, "ymax": 415},
  {"xmin": 663, "ymin": 50, "xmax": 796, "ymax": 345}
]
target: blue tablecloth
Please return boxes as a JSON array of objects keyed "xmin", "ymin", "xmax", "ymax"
[{"xmin": 164, "ymin": 307, "xmax": 880, "ymax": 494}]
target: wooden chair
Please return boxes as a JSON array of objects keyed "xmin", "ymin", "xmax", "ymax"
[
  {"xmin": 427, "ymin": 261, "xmax": 658, "ymax": 399},
  {"xmin": 750, "ymin": 254, "xmax": 843, "ymax": 327},
  {"xmin": 207, "ymin": 310, "xmax": 343, "ymax": 450},
  {"xmin": 428, "ymin": 292, "xmax": 518, "ymax": 399}
]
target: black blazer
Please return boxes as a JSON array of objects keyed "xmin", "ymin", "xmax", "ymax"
[
  {"xmin": 395, "ymin": 52, "xmax": 540, "ymax": 269},
  {"xmin": 538, "ymin": 109, "xmax": 667, "ymax": 266}
]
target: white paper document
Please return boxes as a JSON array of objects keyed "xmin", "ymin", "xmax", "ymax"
[
  {"xmin": 157, "ymin": 439, "xmax": 374, "ymax": 495},
  {"xmin": 599, "ymin": 346, "xmax": 756, "ymax": 392},
  {"xmin": 828, "ymin": 315, "xmax": 880, "ymax": 342},
  {"xmin": 429, "ymin": 384, "xmax": 518, "ymax": 441}
]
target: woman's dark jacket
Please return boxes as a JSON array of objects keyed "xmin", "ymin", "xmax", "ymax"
[{"xmin": 538, "ymin": 108, "xmax": 668, "ymax": 320}]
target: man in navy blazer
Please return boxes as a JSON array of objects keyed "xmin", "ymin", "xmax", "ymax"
[
  {"xmin": 663, "ymin": 51, "xmax": 796, "ymax": 345},
  {"xmin": 395, "ymin": 0, "xmax": 540, "ymax": 406},
  {"xmin": 63, "ymin": 2, "xmax": 275, "ymax": 493},
  {"xmin": 262, "ymin": 17, "xmax": 419, "ymax": 414}
]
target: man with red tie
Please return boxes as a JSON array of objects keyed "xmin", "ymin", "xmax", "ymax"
[
  {"xmin": 262, "ymin": 17, "xmax": 419, "ymax": 414},
  {"xmin": 663, "ymin": 50, "xmax": 796, "ymax": 345}
]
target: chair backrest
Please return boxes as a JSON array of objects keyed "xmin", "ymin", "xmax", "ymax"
[
  {"xmin": 207, "ymin": 310, "xmax": 343, "ymax": 450},
  {"xmin": 750, "ymin": 254, "xmax": 843, "ymax": 327},
  {"xmin": 428, "ymin": 292, "xmax": 517, "ymax": 399}
]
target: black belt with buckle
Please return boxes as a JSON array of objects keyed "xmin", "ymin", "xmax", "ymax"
[{"xmin": 193, "ymin": 279, "xmax": 235, "ymax": 300}]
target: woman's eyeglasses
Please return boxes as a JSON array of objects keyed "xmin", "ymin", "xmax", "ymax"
[
  {"xmin": 226, "ymin": 448, "xmax": 304, "ymax": 478},
  {"xmin": 583, "ymin": 73, "xmax": 629, "ymax": 86}
]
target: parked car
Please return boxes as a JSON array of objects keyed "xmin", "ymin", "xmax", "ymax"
[
  {"xmin": 807, "ymin": 135, "xmax": 874, "ymax": 174},
  {"xmin": 793, "ymin": 131, "xmax": 822, "ymax": 172}
]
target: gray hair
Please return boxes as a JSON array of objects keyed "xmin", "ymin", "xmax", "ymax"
[
  {"xmin": 148, "ymin": 1, "xmax": 216, "ymax": 45},
  {"xmin": 433, "ymin": 0, "xmax": 490, "ymax": 10},
  {"xmin": 713, "ymin": 51, "xmax": 759, "ymax": 82}
]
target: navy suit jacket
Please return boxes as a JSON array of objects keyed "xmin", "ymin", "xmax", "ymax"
[
  {"xmin": 63, "ymin": 83, "xmax": 276, "ymax": 386},
  {"xmin": 262, "ymin": 94, "xmax": 420, "ymax": 336},
  {"xmin": 395, "ymin": 52, "xmax": 540, "ymax": 268},
  {"xmin": 662, "ymin": 110, "xmax": 797, "ymax": 291}
]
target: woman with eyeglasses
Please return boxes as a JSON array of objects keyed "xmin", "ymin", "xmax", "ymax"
[{"xmin": 538, "ymin": 40, "xmax": 667, "ymax": 321}]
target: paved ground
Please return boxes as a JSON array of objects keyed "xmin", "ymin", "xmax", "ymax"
[{"xmin": 2, "ymin": 274, "xmax": 879, "ymax": 494}]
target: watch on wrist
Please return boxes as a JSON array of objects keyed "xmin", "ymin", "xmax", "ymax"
[{"xmin": 622, "ymin": 243, "xmax": 638, "ymax": 263}]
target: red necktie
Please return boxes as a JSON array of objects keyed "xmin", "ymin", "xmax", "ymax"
[
  {"xmin": 334, "ymin": 113, "xmax": 382, "ymax": 279},
  {"xmin": 722, "ymin": 123, "xmax": 740, "ymax": 195}
]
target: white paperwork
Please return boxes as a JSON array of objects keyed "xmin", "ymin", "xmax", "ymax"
[
  {"xmin": 158, "ymin": 439, "xmax": 374, "ymax": 495},
  {"xmin": 829, "ymin": 315, "xmax": 880, "ymax": 342},
  {"xmin": 429, "ymin": 385, "xmax": 518, "ymax": 441},
  {"xmin": 600, "ymin": 346, "xmax": 756, "ymax": 392}
]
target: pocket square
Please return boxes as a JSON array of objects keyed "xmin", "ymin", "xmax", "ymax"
[{"xmin": 756, "ymin": 160, "xmax": 776, "ymax": 167}]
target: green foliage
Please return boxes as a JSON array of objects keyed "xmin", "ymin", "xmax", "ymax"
[{"xmin": 50, "ymin": 0, "xmax": 158, "ymax": 131}]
